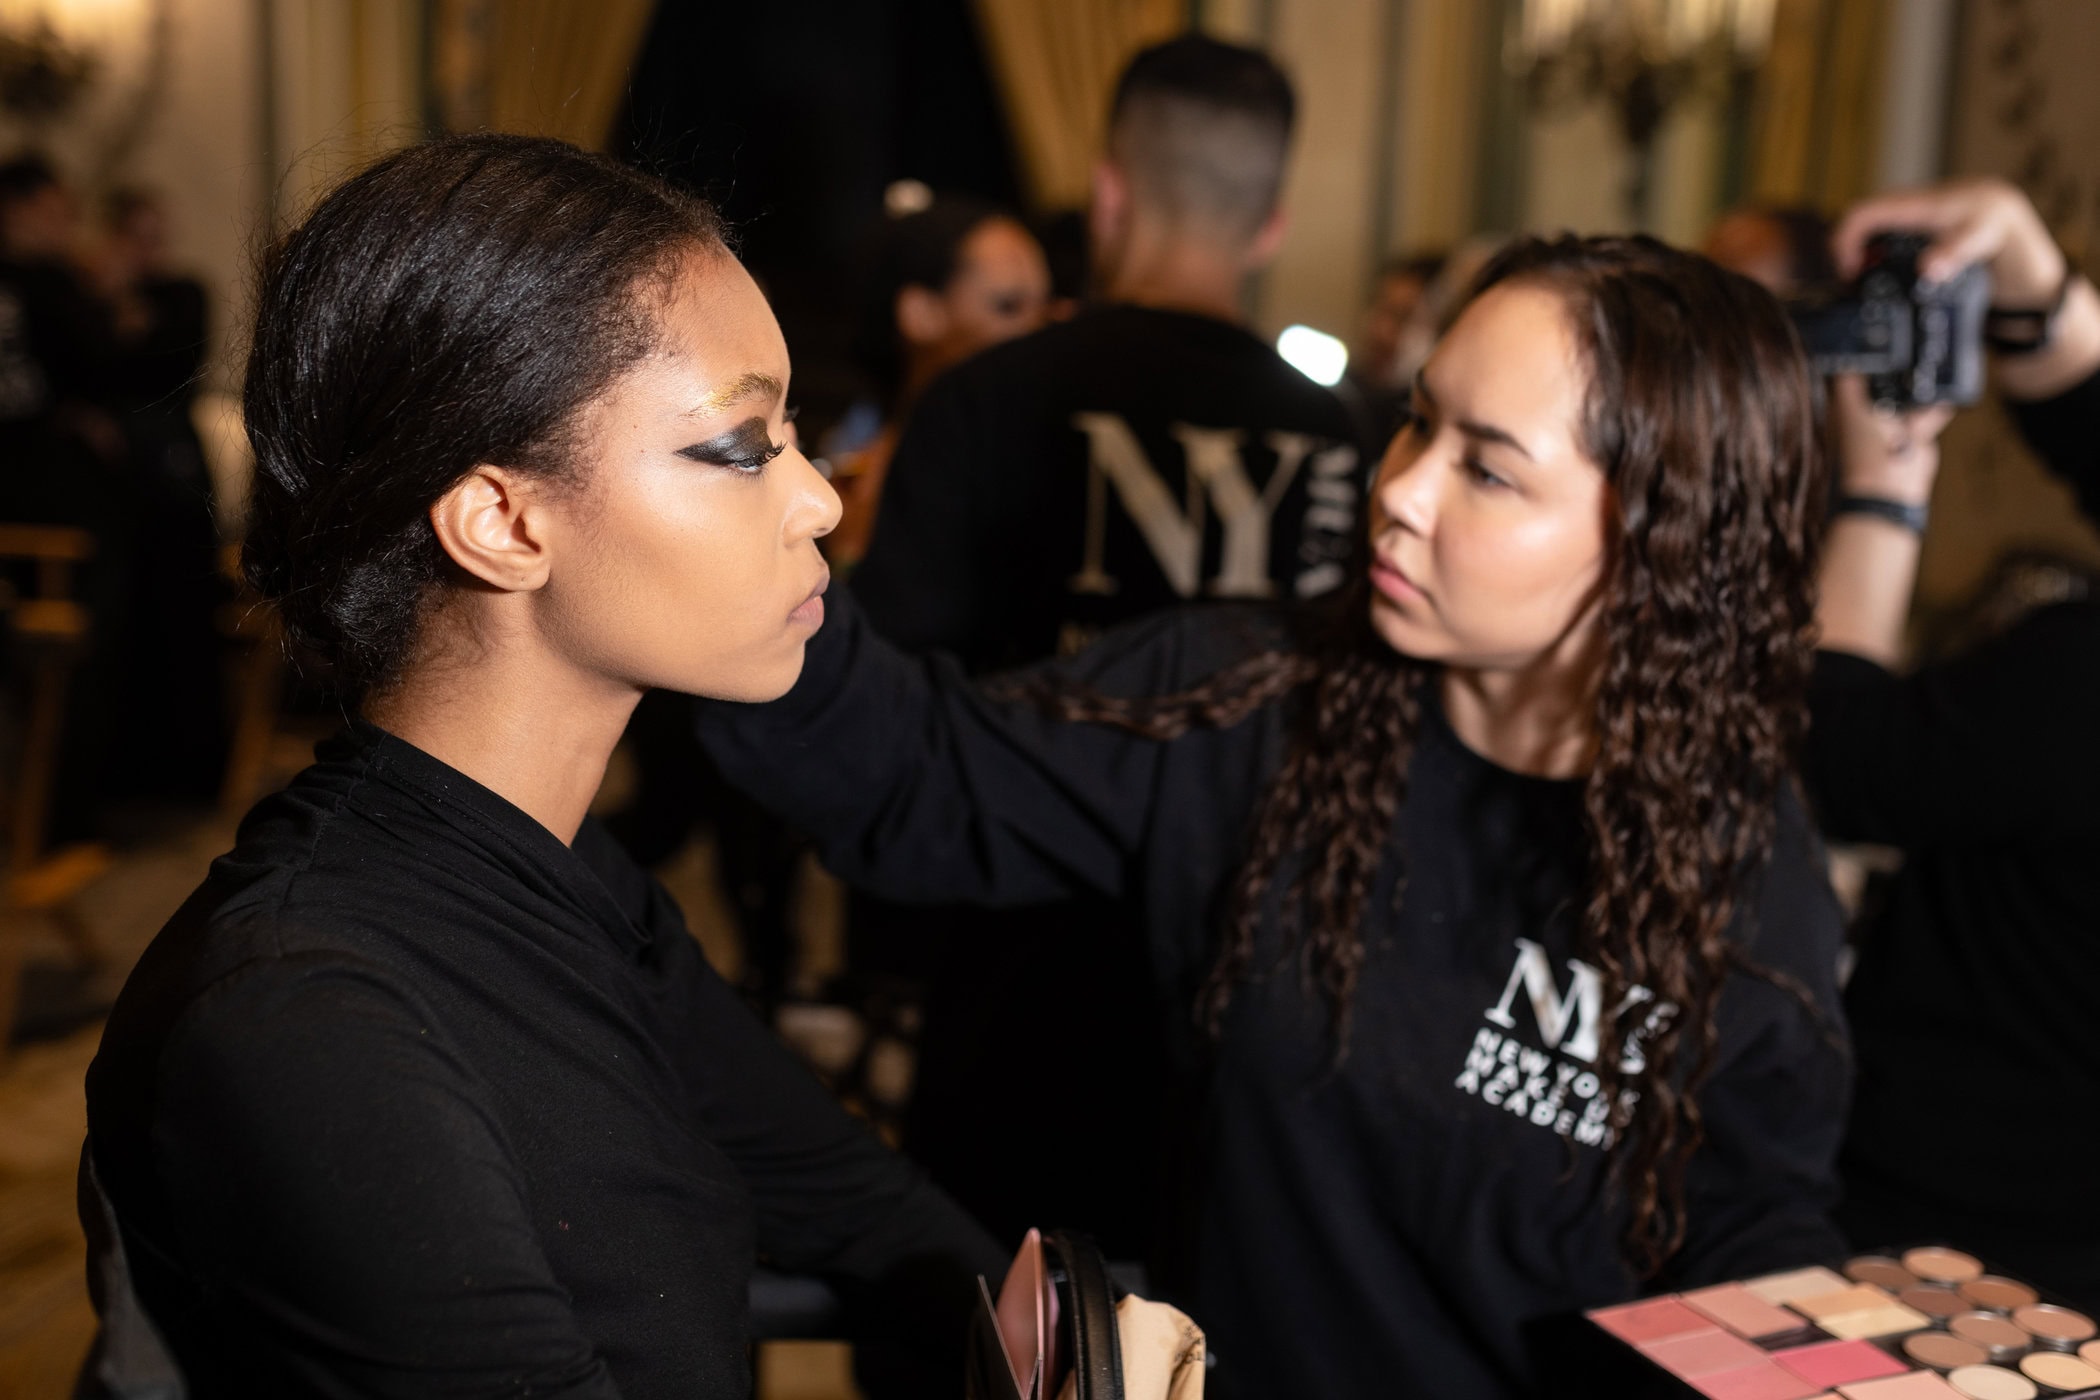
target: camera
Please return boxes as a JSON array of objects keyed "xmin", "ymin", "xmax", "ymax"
[{"xmin": 1788, "ymin": 232, "xmax": 1991, "ymax": 409}]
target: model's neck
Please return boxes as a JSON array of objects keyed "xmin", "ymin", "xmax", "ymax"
[
  {"xmin": 1437, "ymin": 648, "xmax": 1599, "ymax": 781},
  {"xmin": 365, "ymin": 617, "xmax": 638, "ymax": 845},
  {"xmin": 1098, "ymin": 224, "xmax": 1248, "ymax": 325}
]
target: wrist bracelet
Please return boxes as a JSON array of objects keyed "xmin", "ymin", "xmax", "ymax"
[
  {"xmin": 1985, "ymin": 260, "xmax": 2077, "ymax": 355},
  {"xmin": 1834, "ymin": 494, "xmax": 1929, "ymax": 534}
]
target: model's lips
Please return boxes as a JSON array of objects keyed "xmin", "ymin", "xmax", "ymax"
[
  {"xmin": 1369, "ymin": 552, "xmax": 1428, "ymax": 606},
  {"xmin": 789, "ymin": 568, "xmax": 830, "ymax": 626}
]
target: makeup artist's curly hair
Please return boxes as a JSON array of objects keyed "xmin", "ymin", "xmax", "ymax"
[{"xmin": 1020, "ymin": 234, "xmax": 1827, "ymax": 1273}]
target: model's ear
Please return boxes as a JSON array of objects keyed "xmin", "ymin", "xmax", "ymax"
[
  {"xmin": 428, "ymin": 466, "xmax": 553, "ymax": 593},
  {"xmin": 895, "ymin": 284, "xmax": 950, "ymax": 348}
]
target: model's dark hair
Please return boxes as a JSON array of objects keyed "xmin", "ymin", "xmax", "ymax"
[
  {"xmin": 1011, "ymin": 234, "xmax": 1827, "ymax": 1273},
  {"xmin": 241, "ymin": 133, "xmax": 725, "ymax": 698}
]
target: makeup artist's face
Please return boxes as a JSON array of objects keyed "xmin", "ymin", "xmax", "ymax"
[
  {"xmin": 539, "ymin": 249, "xmax": 839, "ymax": 703},
  {"xmin": 1366, "ymin": 280, "xmax": 1611, "ymax": 672}
]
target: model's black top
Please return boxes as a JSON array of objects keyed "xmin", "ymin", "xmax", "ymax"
[
  {"xmin": 851, "ymin": 303, "xmax": 1370, "ymax": 673},
  {"xmin": 1808, "ymin": 367, "xmax": 2100, "ymax": 1308},
  {"xmin": 84, "ymin": 723, "xmax": 1002, "ymax": 1399},
  {"xmin": 700, "ymin": 592, "xmax": 1852, "ymax": 1399}
]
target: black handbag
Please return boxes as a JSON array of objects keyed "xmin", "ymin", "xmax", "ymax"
[{"xmin": 967, "ymin": 1229, "xmax": 1126, "ymax": 1400}]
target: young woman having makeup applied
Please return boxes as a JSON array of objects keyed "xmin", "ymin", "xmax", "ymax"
[
  {"xmin": 700, "ymin": 236, "xmax": 1851, "ymax": 1398},
  {"xmin": 81, "ymin": 135, "xmax": 1003, "ymax": 1398}
]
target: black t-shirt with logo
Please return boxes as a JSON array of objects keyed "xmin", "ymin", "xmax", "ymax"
[
  {"xmin": 699, "ymin": 593, "xmax": 1851, "ymax": 1400},
  {"xmin": 850, "ymin": 303, "xmax": 1371, "ymax": 673}
]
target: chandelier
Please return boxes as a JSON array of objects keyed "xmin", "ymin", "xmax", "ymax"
[
  {"xmin": 0, "ymin": 0, "xmax": 169, "ymax": 185},
  {"xmin": 1510, "ymin": 0, "xmax": 1778, "ymax": 220}
]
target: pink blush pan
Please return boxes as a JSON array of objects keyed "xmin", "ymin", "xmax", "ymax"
[
  {"xmin": 1591, "ymin": 1296, "xmax": 1712, "ymax": 1345},
  {"xmin": 1642, "ymin": 1329, "xmax": 1774, "ymax": 1378},
  {"xmin": 1686, "ymin": 1283, "xmax": 1821, "ymax": 1340},
  {"xmin": 1774, "ymin": 1339, "xmax": 1914, "ymax": 1389},
  {"xmin": 1693, "ymin": 1363, "xmax": 1836, "ymax": 1400}
]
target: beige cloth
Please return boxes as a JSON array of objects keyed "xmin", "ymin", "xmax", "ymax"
[{"xmin": 1055, "ymin": 1294, "xmax": 1205, "ymax": 1400}]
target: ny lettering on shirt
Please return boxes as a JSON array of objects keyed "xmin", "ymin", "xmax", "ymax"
[{"xmin": 1067, "ymin": 411, "xmax": 1359, "ymax": 604}]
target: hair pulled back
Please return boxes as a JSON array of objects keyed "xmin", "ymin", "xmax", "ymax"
[
  {"xmin": 241, "ymin": 133, "xmax": 724, "ymax": 698},
  {"xmin": 1019, "ymin": 233, "xmax": 1828, "ymax": 1273}
]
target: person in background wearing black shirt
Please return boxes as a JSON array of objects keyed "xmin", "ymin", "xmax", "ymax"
[
  {"xmin": 703, "ymin": 234, "xmax": 1850, "ymax": 1398},
  {"xmin": 97, "ymin": 185, "xmax": 230, "ymax": 802},
  {"xmin": 851, "ymin": 33, "xmax": 1370, "ymax": 665},
  {"xmin": 827, "ymin": 194, "xmax": 1049, "ymax": 568},
  {"xmin": 82, "ymin": 135, "xmax": 1000, "ymax": 1398},
  {"xmin": 1807, "ymin": 177, "xmax": 2100, "ymax": 1310},
  {"xmin": 843, "ymin": 31, "xmax": 1376, "ymax": 1271},
  {"xmin": 0, "ymin": 154, "xmax": 131, "ymax": 843}
]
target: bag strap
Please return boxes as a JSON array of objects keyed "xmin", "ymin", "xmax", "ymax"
[{"xmin": 1046, "ymin": 1230, "xmax": 1124, "ymax": 1400}]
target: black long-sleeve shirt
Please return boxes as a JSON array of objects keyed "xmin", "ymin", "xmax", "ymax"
[
  {"xmin": 84, "ymin": 723, "xmax": 1002, "ymax": 1398},
  {"xmin": 1808, "ymin": 368, "xmax": 2100, "ymax": 1308},
  {"xmin": 699, "ymin": 592, "xmax": 1851, "ymax": 1399}
]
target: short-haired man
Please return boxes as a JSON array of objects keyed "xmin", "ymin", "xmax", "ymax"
[
  {"xmin": 851, "ymin": 33, "xmax": 1369, "ymax": 669},
  {"xmin": 841, "ymin": 35, "xmax": 1375, "ymax": 1266}
]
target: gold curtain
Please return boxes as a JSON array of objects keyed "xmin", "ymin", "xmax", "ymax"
[
  {"xmin": 971, "ymin": 0, "xmax": 1188, "ymax": 210},
  {"xmin": 476, "ymin": 0, "xmax": 657, "ymax": 150},
  {"xmin": 1746, "ymin": 0, "xmax": 1891, "ymax": 209}
]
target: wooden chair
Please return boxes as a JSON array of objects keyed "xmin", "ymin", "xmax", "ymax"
[{"xmin": 0, "ymin": 523, "xmax": 108, "ymax": 1061}]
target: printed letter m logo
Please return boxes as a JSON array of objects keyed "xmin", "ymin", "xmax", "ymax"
[{"xmin": 1483, "ymin": 939, "xmax": 1656, "ymax": 1067}]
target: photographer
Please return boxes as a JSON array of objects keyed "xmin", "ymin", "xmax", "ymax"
[{"xmin": 1808, "ymin": 177, "xmax": 2100, "ymax": 1309}]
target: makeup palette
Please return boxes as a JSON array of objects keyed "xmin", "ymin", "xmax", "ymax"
[{"xmin": 1585, "ymin": 1249, "xmax": 2100, "ymax": 1400}]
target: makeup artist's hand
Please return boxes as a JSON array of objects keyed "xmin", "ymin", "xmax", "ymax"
[
  {"xmin": 1833, "ymin": 178, "xmax": 2100, "ymax": 401},
  {"xmin": 1832, "ymin": 177, "xmax": 2063, "ymax": 303},
  {"xmin": 1828, "ymin": 374, "xmax": 1955, "ymax": 509}
]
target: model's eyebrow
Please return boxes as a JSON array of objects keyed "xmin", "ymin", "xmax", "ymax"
[
  {"xmin": 1412, "ymin": 373, "xmax": 1536, "ymax": 461},
  {"xmin": 684, "ymin": 371, "xmax": 783, "ymax": 420}
]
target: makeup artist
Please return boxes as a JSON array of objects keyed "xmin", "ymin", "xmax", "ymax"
[
  {"xmin": 1808, "ymin": 177, "xmax": 2100, "ymax": 1312},
  {"xmin": 701, "ymin": 235, "xmax": 1851, "ymax": 1399}
]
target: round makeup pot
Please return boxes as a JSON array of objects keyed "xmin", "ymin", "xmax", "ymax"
[
  {"xmin": 1947, "ymin": 1364, "xmax": 2039, "ymax": 1400},
  {"xmin": 1906, "ymin": 1246, "xmax": 1987, "ymax": 1287},
  {"xmin": 2018, "ymin": 1350, "xmax": 2100, "ymax": 1394},
  {"xmin": 1952, "ymin": 1312, "xmax": 2036, "ymax": 1365},
  {"xmin": 2015, "ymin": 1304, "xmax": 2098, "ymax": 1353},
  {"xmin": 1962, "ymin": 1278, "xmax": 2041, "ymax": 1315}
]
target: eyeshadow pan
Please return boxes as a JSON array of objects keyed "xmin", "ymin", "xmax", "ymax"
[
  {"xmin": 1946, "ymin": 1368, "xmax": 2039, "ymax": 1400},
  {"xmin": 1836, "ymin": 1373, "xmax": 1965, "ymax": 1399},
  {"xmin": 1590, "ymin": 1296, "xmax": 1710, "ymax": 1344},
  {"xmin": 1906, "ymin": 1288, "xmax": 1980, "ymax": 1323},
  {"xmin": 1643, "ymin": 1328, "xmax": 1772, "ymax": 1378},
  {"xmin": 2013, "ymin": 1305, "xmax": 2098, "ymax": 1350},
  {"xmin": 1952, "ymin": 1313, "xmax": 2035, "ymax": 1363},
  {"xmin": 2080, "ymin": 1342, "xmax": 2100, "ymax": 1369},
  {"xmin": 1749, "ymin": 1267, "xmax": 1856, "ymax": 1305},
  {"xmin": 2017, "ymin": 1351, "xmax": 2100, "ymax": 1391},
  {"xmin": 1795, "ymin": 1286, "xmax": 1899, "ymax": 1322},
  {"xmin": 1906, "ymin": 1333, "xmax": 1992, "ymax": 1372},
  {"xmin": 1962, "ymin": 1279, "xmax": 2041, "ymax": 1314},
  {"xmin": 1850, "ymin": 1256, "xmax": 1924, "ymax": 1292},
  {"xmin": 1905, "ymin": 1249, "xmax": 1987, "ymax": 1287},
  {"xmin": 1775, "ymin": 1338, "xmax": 1914, "ymax": 1388},
  {"xmin": 1820, "ymin": 1305, "xmax": 1933, "ymax": 1341},
  {"xmin": 1686, "ymin": 1283, "xmax": 1822, "ymax": 1340},
  {"xmin": 1694, "ymin": 1365, "xmax": 1835, "ymax": 1400}
]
